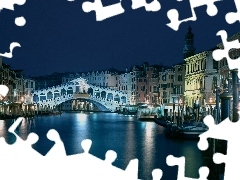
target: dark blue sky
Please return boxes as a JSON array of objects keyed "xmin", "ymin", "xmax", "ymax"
[{"xmin": 0, "ymin": 0, "xmax": 239, "ymax": 76}]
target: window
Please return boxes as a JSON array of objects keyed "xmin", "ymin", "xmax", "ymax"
[
  {"xmin": 153, "ymin": 86, "xmax": 158, "ymax": 92},
  {"xmin": 178, "ymin": 75, "xmax": 182, "ymax": 81},
  {"xmin": 162, "ymin": 75, "xmax": 166, "ymax": 81},
  {"xmin": 163, "ymin": 91, "xmax": 167, "ymax": 98}
]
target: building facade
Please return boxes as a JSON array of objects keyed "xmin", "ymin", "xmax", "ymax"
[
  {"xmin": 24, "ymin": 78, "xmax": 35, "ymax": 104},
  {"xmin": 184, "ymin": 51, "xmax": 219, "ymax": 107}
]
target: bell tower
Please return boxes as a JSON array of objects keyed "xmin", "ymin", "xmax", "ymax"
[{"xmin": 183, "ymin": 26, "xmax": 196, "ymax": 59}]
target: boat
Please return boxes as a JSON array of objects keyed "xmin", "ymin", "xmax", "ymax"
[
  {"xmin": 118, "ymin": 105, "xmax": 138, "ymax": 116},
  {"xmin": 137, "ymin": 104, "xmax": 165, "ymax": 121},
  {"xmin": 180, "ymin": 123, "xmax": 208, "ymax": 139},
  {"xmin": 153, "ymin": 117, "xmax": 208, "ymax": 139}
]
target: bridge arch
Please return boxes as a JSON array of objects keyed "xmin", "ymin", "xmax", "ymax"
[
  {"xmin": 54, "ymin": 90, "xmax": 60, "ymax": 98},
  {"xmin": 101, "ymin": 91, "xmax": 106, "ymax": 99},
  {"xmin": 47, "ymin": 91, "xmax": 53, "ymax": 99},
  {"xmin": 61, "ymin": 88, "xmax": 66, "ymax": 95},
  {"xmin": 114, "ymin": 94, "xmax": 120, "ymax": 102},
  {"xmin": 67, "ymin": 87, "xmax": 73, "ymax": 94},
  {"xmin": 121, "ymin": 96, "xmax": 126, "ymax": 103},
  {"xmin": 40, "ymin": 93, "xmax": 46, "ymax": 101},
  {"xmin": 33, "ymin": 94, "xmax": 39, "ymax": 102},
  {"xmin": 107, "ymin": 93, "xmax": 113, "ymax": 100},
  {"xmin": 32, "ymin": 77, "xmax": 127, "ymax": 112}
]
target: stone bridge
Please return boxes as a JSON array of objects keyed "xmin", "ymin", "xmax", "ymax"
[{"xmin": 31, "ymin": 77, "xmax": 128, "ymax": 112}]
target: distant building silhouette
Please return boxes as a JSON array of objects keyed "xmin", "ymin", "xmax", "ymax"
[{"xmin": 183, "ymin": 26, "xmax": 196, "ymax": 59}]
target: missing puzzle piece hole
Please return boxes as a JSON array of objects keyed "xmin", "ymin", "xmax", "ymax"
[
  {"xmin": 205, "ymin": 3, "xmax": 218, "ymax": 16},
  {"xmin": 152, "ymin": 169, "xmax": 163, "ymax": 180},
  {"xmin": 81, "ymin": 139, "xmax": 92, "ymax": 153},
  {"xmin": 82, "ymin": 1, "xmax": 93, "ymax": 13},
  {"xmin": 27, "ymin": 133, "xmax": 39, "ymax": 145},
  {"xmin": 46, "ymin": 129, "xmax": 61, "ymax": 142},
  {"xmin": 105, "ymin": 150, "xmax": 117, "ymax": 164},
  {"xmin": 213, "ymin": 153, "xmax": 226, "ymax": 164},
  {"xmin": 198, "ymin": 166, "xmax": 209, "ymax": 178}
]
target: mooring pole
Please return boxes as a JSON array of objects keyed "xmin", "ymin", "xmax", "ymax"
[
  {"xmin": 219, "ymin": 80, "xmax": 232, "ymax": 177},
  {"xmin": 215, "ymin": 86, "xmax": 220, "ymax": 124},
  {"xmin": 231, "ymin": 69, "xmax": 239, "ymax": 122}
]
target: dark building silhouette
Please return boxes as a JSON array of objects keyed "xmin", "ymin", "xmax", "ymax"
[{"xmin": 183, "ymin": 26, "xmax": 196, "ymax": 59}]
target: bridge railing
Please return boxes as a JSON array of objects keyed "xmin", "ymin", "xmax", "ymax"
[
  {"xmin": 32, "ymin": 78, "xmax": 127, "ymax": 111},
  {"xmin": 34, "ymin": 94, "xmax": 73, "ymax": 106},
  {"xmin": 89, "ymin": 95, "xmax": 126, "ymax": 112}
]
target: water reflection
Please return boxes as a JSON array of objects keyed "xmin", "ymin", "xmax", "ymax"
[
  {"xmin": 142, "ymin": 122, "xmax": 156, "ymax": 179},
  {"xmin": 76, "ymin": 113, "xmax": 87, "ymax": 125},
  {"xmin": 124, "ymin": 121, "xmax": 137, "ymax": 166},
  {"xmin": 0, "ymin": 113, "xmax": 203, "ymax": 180}
]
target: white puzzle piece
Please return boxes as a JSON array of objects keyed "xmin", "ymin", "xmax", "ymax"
[
  {"xmin": 167, "ymin": 0, "xmax": 221, "ymax": 31},
  {"xmin": 212, "ymin": 30, "xmax": 240, "ymax": 78}
]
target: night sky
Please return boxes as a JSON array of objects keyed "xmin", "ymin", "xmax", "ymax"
[{"xmin": 0, "ymin": 0, "xmax": 239, "ymax": 77}]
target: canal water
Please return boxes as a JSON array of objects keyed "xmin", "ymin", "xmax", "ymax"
[{"xmin": 0, "ymin": 112, "xmax": 203, "ymax": 180}]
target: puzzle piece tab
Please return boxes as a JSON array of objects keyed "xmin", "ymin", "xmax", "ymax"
[
  {"xmin": 166, "ymin": 155, "xmax": 209, "ymax": 179},
  {"xmin": 225, "ymin": 0, "xmax": 240, "ymax": 24},
  {"xmin": 82, "ymin": 0, "xmax": 125, "ymax": 21},
  {"xmin": 0, "ymin": 42, "xmax": 21, "ymax": 58},
  {"xmin": 198, "ymin": 114, "xmax": 240, "ymax": 180},
  {"xmin": 0, "ymin": 85, "xmax": 9, "ymax": 101},
  {"xmin": 167, "ymin": 0, "xmax": 221, "ymax": 31},
  {"xmin": 131, "ymin": 0, "xmax": 161, "ymax": 12},
  {"xmin": 212, "ymin": 30, "xmax": 240, "ymax": 78}
]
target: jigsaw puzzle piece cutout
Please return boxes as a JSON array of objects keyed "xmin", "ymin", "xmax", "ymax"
[
  {"xmin": 45, "ymin": 129, "xmax": 66, "ymax": 157},
  {"xmin": 166, "ymin": 155, "xmax": 209, "ymax": 179},
  {"xmin": 82, "ymin": 0, "xmax": 125, "ymax": 21},
  {"xmin": 131, "ymin": 0, "xmax": 161, "ymax": 12},
  {"xmin": 198, "ymin": 114, "xmax": 240, "ymax": 179},
  {"xmin": 198, "ymin": 115, "xmax": 237, "ymax": 151},
  {"xmin": 66, "ymin": 139, "xmax": 139, "ymax": 180},
  {"xmin": 225, "ymin": 0, "xmax": 240, "ymax": 24},
  {"xmin": 167, "ymin": 0, "xmax": 221, "ymax": 31},
  {"xmin": 212, "ymin": 30, "xmax": 240, "ymax": 78},
  {"xmin": 0, "ymin": 0, "xmax": 26, "ymax": 11},
  {"xmin": 7, "ymin": 117, "xmax": 42, "ymax": 157},
  {"xmin": 0, "ymin": 42, "xmax": 21, "ymax": 58},
  {"xmin": 0, "ymin": 118, "xmax": 43, "ymax": 180},
  {"xmin": 213, "ymin": 147, "xmax": 240, "ymax": 179},
  {"xmin": 152, "ymin": 169, "xmax": 163, "ymax": 180},
  {"xmin": 125, "ymin": 159, "xmax": 139, "ymax": 179},
  {"xmin": 0, "ymin": 85, "xmax": 9, "ymax": 99}
]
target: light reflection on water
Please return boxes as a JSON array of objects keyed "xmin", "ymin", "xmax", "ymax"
[{"xmin": 0, "ymin": 113, "xmax": 203, "ymax": 180}]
